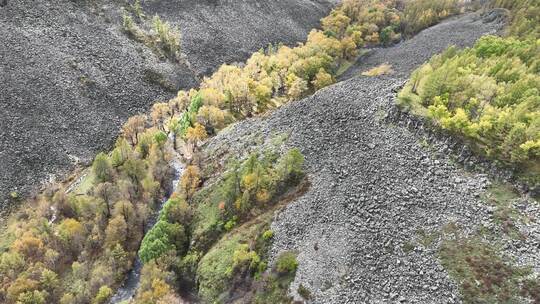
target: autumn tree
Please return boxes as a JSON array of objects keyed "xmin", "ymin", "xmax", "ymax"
[
  {"xmin": 57, "ymin": 218, "xmax": 85, "ymax": 254},
  {"xmin": 122, "ymin": 115, "xmax": 147, "ymax": 146},
  {"xmin": 196, "ymin": 105, "xmax": 225, "ymax": 134},
  {"xmin": 12, "ymin": 234, "xmax": 45, "ymax": 262},
  {"xmin": 94, "ymin": 182, "xmax": 118, "ymax": 218},
  {"xmin": 312, "ymin": 68, "xmax": 334, "ymax": 90},
  {"xmin": 180, "ymin": 165, "xmax": 200, "ymax": 201},
  {"xmin": 104, "ymin": 216, "xmax": 128, "ymax": 248},
  {"xmin": 150, "ymin": 102, "xmax": 171, "ymax": 130},
  {"xmin": 111, "ymin": 138, "xmax": 133, "ymax": 167},
  {"xmin": 121, "ymin": 158, "xmax": 146, "ymax": 195}
]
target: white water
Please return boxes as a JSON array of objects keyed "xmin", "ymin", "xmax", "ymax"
[{"xmin": 109, "ymin": 154, "xmax": 184, "ymax": 303}]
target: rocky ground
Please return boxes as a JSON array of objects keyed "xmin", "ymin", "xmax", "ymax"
[
  {"xmin": 201, "ymin": 11, "xmax": 540, "ymax": 303},
  {"xmin": 143, "ymin": 0, "xmax": 338, "ymax": 76},
  {"xmin": 0, "ymin": 0, "xmax": 335, "ymax": 208}
]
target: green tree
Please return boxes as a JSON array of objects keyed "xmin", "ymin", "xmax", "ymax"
[
  {"xmin": 92, "ymin": 286, "xmax": 112, "ymax": 304},
  {"xmin": 139, "ymin": 221, "xmax": 187, "ymax": 263},
  {"xmin": 92, "ymin": 152, "xmax": 112, "ymax": 183}
]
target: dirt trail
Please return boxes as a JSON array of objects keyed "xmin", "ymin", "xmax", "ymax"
[{"xmin": 200, "ymin": 11, "xmax": 540, "ymax": 303}]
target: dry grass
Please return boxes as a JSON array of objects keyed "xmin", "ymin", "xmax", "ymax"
[{"xmin": 361, "ymin": 63, "xmax": 394, "ymax": 76}]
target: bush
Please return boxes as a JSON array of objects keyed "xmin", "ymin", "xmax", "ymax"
[
  {"xmin": 298, "ymin": 284, "xmax": 312, "ymax": 300},
  {"xmin": 262, "ymin": 230, "xmax": 274, "ymax": 240},
  {"xmin": 275, "ymin": 251, "xmax": 298, "ymax": 274},
  {"xmin": 152, "ymin": 15, "xmax": 181, "ymax": 57}
]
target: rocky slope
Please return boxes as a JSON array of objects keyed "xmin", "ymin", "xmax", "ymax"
[
  {"xmin": 0, "ymin": 0, "xmax": 335, "ymax": 208},
  {"xmin": 143, "ymin": 0, "xmax": 338, "ymax": 76},
  {"xmin": 201, "ymin": 11, "xmax": 540, "ymax": 303}
]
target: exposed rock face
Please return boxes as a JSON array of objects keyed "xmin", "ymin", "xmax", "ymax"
[
  {"xmin": 202, "ymin": 12, "xmax": 513, "ymax": 303},
  {"xmin": 0, "ymin": 0, "xmax": 335, "ymax": 207}
]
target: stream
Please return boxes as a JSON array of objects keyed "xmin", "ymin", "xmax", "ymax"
[{"xmin": 109, "ymin": 151, "xmax": 184, "ymax": 303}]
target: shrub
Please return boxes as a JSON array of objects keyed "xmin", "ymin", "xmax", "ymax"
[
  {"xmin": 298, "ymin": 284, "xmax": 312, "ymax": 300},
  {"xmin": 262, "ymin": 230, "xmax": 274, "ymax": 241},
  {"xmin": 232, "ymin": 244, "xmax": 261, "ymax": 273},
  {"xmin": 275, "ymin": 251, "xmax": 298, "ymax": 274}
]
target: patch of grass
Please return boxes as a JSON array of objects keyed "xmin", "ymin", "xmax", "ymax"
[
  {"xmin": 252, "ymin": 270, "xmax": 295, "ymax": 304},
  {"xmin": 439, "ymin": 237, "xmax": 533, "ymax": 303},
  {"xmin": 361, "ymin": 63, "xmax": 393, "ymax": 76},
  {"xmin": 484, "ymin": 183, "xmax": 520, "ymax": 203},
  {"xmin": 191, "ymin": 184, "xmax": 223, "ymax": 252},
  {"xmin": 416, "ymin": 228, "xmax": 440, "ymax": 248},
  {"xmin": 196, "ymin": 211, "xmax": 274, "ymax": 302},
  {"xmin": 270, "ymin": 132, "xmax": 290, "ymax": 148},
  {"xmin": 482, "ymin": 183, "xmax": 524, "ymax": 239},
  {"xmin": 402, "ymin": 241, "xmax": 415, "ymax": 253},
  {"xmin": 251, "ymin": 251, "xmax": 298, "ymax": 304},
  {"xmin": 0, "ymin": 224, "xmax": 16, "ymax": 253},
  {"xmin": 298, "ymin": 284, "xmax": 312, "ymax": 300},
  {"xmin": 71, "ymin": 169, "xmax": 94, "ymax": 195},
  {"xmin": 197, "ymin": 232, "xmax": 244, "ymax": 302},
  {"xmin": 336, "ymin": 60, "xmax": 355, "ymax": 77}
]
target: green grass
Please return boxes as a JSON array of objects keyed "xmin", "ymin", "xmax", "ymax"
[
  {"xmin": 416, "ymin": 228, "xmax": 440, "ymax": 248},
  {"xmin": 190, "ymin": 182, "xmax": 223, "ymax": 251},
  {"xmin": 0, "ymin": 222, "xmax": 17, "ymax": 253},
  {"xmin": 482, "ymin": 183, "xmax": 524, "ymax": 239},
  {"xmin": 197, "ymin": 233, "xmax": 243, "ymax": 302},
  {"xmin": 336, "ymin": 60, "xmax": 355, "ymax": 77},
  {"xmin": 196, "ymin": 212, "xmax": 271, "ymax": 302},
  {"xmin": 71, "ymin": 168, "xmax": 94, "ymax": 195},
  {"xmin": 439, "ymin": 237, "xmax": 533, "ymax": 303},
  {"xmin": 402, "ymin": 241, "xmax": 415, "ymax": 253}
]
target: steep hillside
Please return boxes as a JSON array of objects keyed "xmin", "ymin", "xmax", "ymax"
[
  {"xmin": 0, "ymin": 0, "xmax": 335, "ymax": 208},
  {"xmin": 198, "ymin": 11, "xmax": 540, "ymax": 303},
  {"xmin": 142, "ymin": 0, "xmax": 339, "ymax": 76}
]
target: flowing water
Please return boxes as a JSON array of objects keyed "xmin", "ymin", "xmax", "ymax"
[{"xmin": 109, "ymin": 153, "xmax": 184, "ymax": 303}]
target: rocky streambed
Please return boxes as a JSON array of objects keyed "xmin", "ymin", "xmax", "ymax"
[{"xmin": 200, "ymin": 11, "xmax": 540, "ymax": 303}]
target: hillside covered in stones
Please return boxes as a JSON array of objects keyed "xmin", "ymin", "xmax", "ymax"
[
  {"xmin": 0, "ymin": 0, "xmax": 335, "ymax": 207},
  {"xmin": 1, "ymin": 0, "xmax": 539, "ymax": 303},
  {"xmin": 199, "ymin": 11, "xmax": 540, "ymax": 303}
]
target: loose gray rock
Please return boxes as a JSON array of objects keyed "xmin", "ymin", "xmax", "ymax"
[
  {"xmin": 202, "ymin": 11, "xmax": 514, "ymax": 303},
  {"xmin": 0, "ymin": 0, "xmax": 335, "ymax": 208}
]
